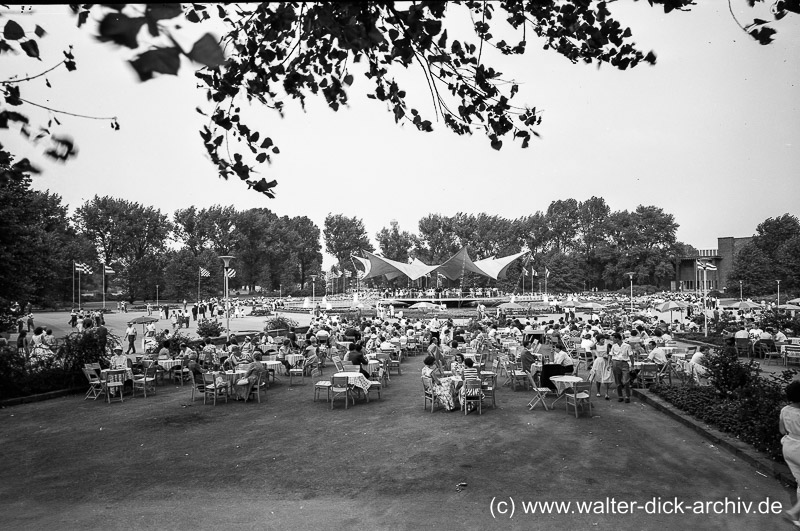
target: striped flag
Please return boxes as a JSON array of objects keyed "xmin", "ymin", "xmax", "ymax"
[
  {"xmin": 104, "ymin": 265, "xmax": 115, "ymax": 274},
  {"xmin": 225, "ymin": 268, "xmax": 236, "ymax": 278},
  {"xmin": 75, "ymin": 262, "xmax": 93, "ymax": 274},
  {"xmin": 696, "ymin": 260, "xmax": 717, "ymax": 271},
  {"xmin": 522, "ymin": 268, "xmax": 528, "ymax": 276},
  {"xmin": 532, "ymin": 268, "xmax": 538, "ymax": 277},
  {"xmin": 545, "ymin": 267, "xmax": 550, "ymax": 278},
  {"xmin": 344, "ymin": 269, "xmax": 352, "ymax": 278},
  {"xmin": 199, "ymin": 266, "xmax": 211, "ymax": 277}
]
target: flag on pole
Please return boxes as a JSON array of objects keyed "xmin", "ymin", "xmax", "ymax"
[
  {"xmin": 225, "ymin": 268, "xmax": 236, "ymax": 278},
  {"xmin": 344, "ymin": 270, "xmax": 352, "ymax": 278},
  {"xmin": 75, "ymin": 262, "xmax": 92, "ymax": 274},
  {"xmin": 696, "ymin": 260, "xmax": 717, "ymax": 271},
  {"xmin": 104, "ymin": 265, "xmax": 115, "ymax": 274},
  {"xmin": 532, "ymin": 268, "xmax": 538, "ymax": 277},
  {"xmin": 545, "ymin": 267, "xmax": 550, "ymax": 278},
  {"xmin": 522, "ymin": 268, "xmax": 528, "ymax": 276},
  {"xmin": 199, "ymin": 266, "xmax": 211, "ymax": 277}
]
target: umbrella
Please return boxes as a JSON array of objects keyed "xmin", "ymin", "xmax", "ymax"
[
  {"xmin": 658, "ymin": 300, "xmax": 688, "ymax": 322},
  {"xmin": 129, "ymin": 316, "xmax": 158, "ymax": 324},
  {"xmin": 778, "ymin": 304, "xmax": 800, "ymax": 311},
  {"xmin": 498, "ymin": 302, "xmax": 524, "ymax": 311},
  {"xmin": 789, "ymin": 298, "xmax": 800, "ymax": 305},
  {"xmin": 384, "ymin": 299, "xmax": 408, "ymax": 307},
  {"xmin": 560, "ymin": 300, "xmax": 577, "ymax": 308},
  {"xmin": 724, "ymin": 301, "xmax": 763, "ymax": 311}
]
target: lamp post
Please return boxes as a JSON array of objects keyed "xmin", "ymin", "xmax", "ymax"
[
  {"xmin": 219, "ymin": 255, "xmax": 234, "ymax": 340},
  {"xmin": 626, "ymin": 272, "xmax": 635, "ymax": 315},
  {"xmin": 739, "ymin": 280, "xmax": 743, "ymax": 301},
  {"xmin": 310, "ymin": 275, "xmax": 317, "ymax": 304},
  {"xmin": 777, "ymin": 280, "xmax": 781, "ymax": 310},
  {"xmin": 156, "ymin": 284, "xmax": 159, "ymax": 309}
]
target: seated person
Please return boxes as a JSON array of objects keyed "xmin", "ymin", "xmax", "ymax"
[
  {"xmin": 421, "ymin": 355, "xmax": 456, "ymax": 411},
  {"xmin": 226, "ymin": 345, "xmax": 252, "ymax": 368},
  {"xmin": 689, "ymin": 346, "xmax": 708, "ymax": 377},
  {"xmin": 462, "ymin": 358, "xmax": 479, "ymax": 381},
  {"xmin": 450, "ymin": 352, "xmax": 465, "ymax": 377},
  {"xmin": 775, "ymin": 329, "xmax": 789, "ymax": 343},
  {"xmin": 646, "ymin": 341, "xmax": 668, "ymax": 367},
  {"xmin": 348, "ymin": 344, "xmax": 371, "ymax": 379},
  {"xmin": 201, "ymin": 338, "xmax": 218, "ymax": 367},
  {"xmin": 110, "ymin": 345, "xmax": 128, "ymax": 369},
  {"xmin": 277, "ymin": 339, "xmax": 293, "ymax": 374},
  {"xmin": 552, "ymin": 345, "xmax": 575, "ymax": 374},
  {"xmin": 580, "ymin": 334, "xmax": 595, "ymax": 351},
  {"xmin": 520, "ymin": 341, "xmax": 537, "ymax": 374},
  {"xmin": 233, "ymin": 355, "xmax": 266, "ymax": 400},
  {"xmin": 186, "ymin": 352, "xmax": 207, "ymax": 380}
]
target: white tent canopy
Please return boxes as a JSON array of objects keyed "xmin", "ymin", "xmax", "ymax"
[{"xmin": 357, "ymin": 248, "xmax": 527, "ymax": 282}]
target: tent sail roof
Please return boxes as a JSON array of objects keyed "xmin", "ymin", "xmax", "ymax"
[
  {"xmin": 358, "ymin": 248, "xmax": 527, "ymax": 282},
  {"xmin": 473, "ymin": 251, "xmax": 528, "ymax": 280}
]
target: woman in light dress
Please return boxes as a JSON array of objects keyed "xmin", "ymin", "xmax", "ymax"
[
  {"xmin": 421, "ymin": 355, "xmax": 457, "ymax": 411},
  {"xmin": 780, "ymin": 381, "xmax": 800, "ymax": 526},
  {"xmin": 588, "ymin": 337, "xmax": 614, "ymax": 400}
]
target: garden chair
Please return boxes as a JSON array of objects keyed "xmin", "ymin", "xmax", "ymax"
[
  {"xmin": 132, "ymin": 362, "xmax": 157, "ymax": 398},
  {"xmin": 312, "ymin": 368, "xmax": 332, "ymax": 403},
  {"xmin": 330, "ymin": 375, "xmax": 354, "ymax": 410},
  {"xmin": 422, "ymin": 376, "xmax": 442, "ymax": 413},
  {"xmin": 526, "ymin": 372, "xmax": 551, "ymax": 411},
  {"xmin": 103, "ymin": 369, "xmax": 126, "ymax": 404},
  {"xmin": 565, "ymin": 381, "xmax": 593, "ymax": 418},
  {"xmin": 461, "ymin": 379, "xmax": 483, "ymax": 415},
  {"xmin": 202, "ymin": 372, "xmax": 228, "ymax": 405},
  {"xmin": 82, "ymin": 367, "xmax": 104, "ymax": 400}
]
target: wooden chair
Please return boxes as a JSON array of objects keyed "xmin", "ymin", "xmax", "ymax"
[
  {"xmin": 103, "ymin": 369, "xmax": 126, "ymax": 404},
  {"xmin": 202, "ymin": 372, "xmax": 228, "ymax": 405},
  {"xmin": 82, "ymin": 367, "xmax": 104, "ymax": 400},
  {"xmin": 637, "ymin": 363, "xmax": 659, "ymax": 389},
  {"xmin": 246, "ymin": 371, "xmax": 266, "ymax": 403},
  {"xmin": 422, "ymin": 376, "xmax": 442, "ymax": 413},
  {"xmin": 312, "ymin": 368, "xmax": 332, "ymax": 402},
  {"xmin": 526, "ymin": 372, "xmax": 551, "ymax": 411},
  {"xmin": 132, "ymin": 362, "xmax": 157, "ymax": 398},
  {"xmin": 190, "ymin": 372, "xmax": 206, "ymax": 402},
  {"xmin": 735, "ymin": 338, "xmax": 752, "ymax": 358},
  {"xmin": 330, "ymin": 375, "xmax": 354, "ymax": 410},
  {"xmin": 480, "ymin": 370, "xmax": 497, "ymax": 409},
  {"xmin": 565, "ymin": 381, "xmax": 592, "ymax": 418},
  {"xmin": 461, "ymin": 379, "xmax": 483, "ymax": 415}
]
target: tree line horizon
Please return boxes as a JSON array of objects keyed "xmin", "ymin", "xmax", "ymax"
[{"xmin": 3, "ymin": 161, "xmax": 796, "ymax": 307}]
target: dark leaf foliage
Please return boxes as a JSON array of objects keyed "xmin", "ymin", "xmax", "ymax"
[{"xmin": 128, "ymin": 46, "xmax": 181, "ymax": 81}]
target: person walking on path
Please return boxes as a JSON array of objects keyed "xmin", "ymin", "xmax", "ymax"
[
  {"xmin": 124, "ymin": 322, "xmax": 137, "ymax": 355},
  {"xmin": 610, "ymin": 332, "xmax": 633, "ymax": 403}
]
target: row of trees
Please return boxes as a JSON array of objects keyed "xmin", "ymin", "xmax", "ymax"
[
  {"xmin": 728, "ymin": 214, "xmax": 800, "ymax": 296},
  {"xmin": 0, "ymin": 151, "xmax": 324, "ymax": 307},
  {"xmin": 324, "ymin": 197, "xmax": 689, "ymax": 293}
]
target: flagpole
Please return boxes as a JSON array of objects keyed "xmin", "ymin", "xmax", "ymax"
[
  {"xmin": 198, "ymin": 266, "xmax": 201, "ymax": 304},
  {"xmin": 102, "ymin": 265, "xmax": 106, "ymax": 311},
  {"xmin": 78, "ymin": 269, "xmax": 81, "ymax": 310},
  {"xmin": 72, "ymin": 261, "xmax": 75, "ymax": 309}
]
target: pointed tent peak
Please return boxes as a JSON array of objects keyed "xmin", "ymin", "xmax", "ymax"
[
  {"xmin": 473, "ymin": 251, "xmax": 528, "ymax": 280},
  {"xmin": 361, "ymin": 250, "xmax": 437, "ymax": 281},
  {"xmin": 433, "ymin": 247, "xmax": 486, "ymax": 280}
]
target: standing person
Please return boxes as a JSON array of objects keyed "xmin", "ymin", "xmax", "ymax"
[
  {"xmin": 610, "ymin": 332, "xmax": 633, "ymax": 403},
  {"xmin": 171, "ymin": 311, "xmax": 178, "ymax": 330},
  {"xmin": 124, "ymin": 322, "xmax": 137, "ymax": 355},
  {"xmin": 192, "ymin": 303, "xmax": 198, "ymax": 322},
  {"xmin": 589, "ymin": 345, "xmax": 613, "ymax": 400},
  {"xmin": 26, "ymin": 313, "xmax": 34, "ymax": 332},
  {"xmin": 780, "ymin": 381, "xmax": 800, "ymax": 526},
  {"xmin": 146, "ymin": 302, "xmax": 152, "ymax": 316},
  {"xmin": 69, "ymin": 309, "xmax": 78, "ymax": 328}
]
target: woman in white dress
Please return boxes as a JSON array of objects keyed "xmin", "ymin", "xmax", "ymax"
[
  {"xmin": 780, "ymin": 381, "xmax": 800, "ymax": 525},
  {"xmin": 588, "ymin": 339, "xmax": 614, "ymax": 400}
]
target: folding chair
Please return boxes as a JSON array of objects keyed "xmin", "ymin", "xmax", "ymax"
[
  {"xmin": 565, "ymin": 381, "xmax": 593, "ymax": 417},
  {"xmin": 312, "ymin": 368, "xmax": 332, "ymax": 402},
  {"xmin": 82, "ymin": 367, "xmax": 104, "ymax": 400},
  {"xmin": 461, "ymin": 379, "xmax": 483, "ymax": 415},
  {"xmin": 526, "ymin": 372, "xmax": 551, "ymax": 411}
]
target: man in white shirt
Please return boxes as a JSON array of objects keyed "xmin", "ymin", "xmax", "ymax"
[
  {"xmin": 775, "ymin": 329, "xmax": 788, "ymax": 343},
  {"xmin": 124, "ymin": 323, "xmax": 137, "ymax": 355},
  {"xmin": 734, "ymin": 326, "xmax": 750, "ymax": 339},
  {"xmin": 552, "ymin": 345, "xmax": 575, "ymax": 374},
  {"xmin": 646, "ymin": 341, "xmax": 668, "ymax": 367},
  {"xmin": 610, "ymin": 332, "xmax": 633, "ymax": 403}
]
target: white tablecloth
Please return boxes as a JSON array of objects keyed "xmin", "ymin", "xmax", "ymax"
[
  {"xmin": 263, "ymin": 360, "xmax": 282, "ymax": 372},
  {"xmin": 158, "ymin": 359, "xmax": 181, "ymax": 370},
  {"xmin": 549, "ymin": 375, "xmax": 583, "ymax": 395},
  {"xmin": 286, "ymin": 354, "xmax": 304, "ymax": 367},
  {"xmin": 333, "ymin": 372, "xmax": 373, "ymax": 393}
]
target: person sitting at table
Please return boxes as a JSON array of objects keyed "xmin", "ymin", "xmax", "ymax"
[
  {"xmin": 226, "ymin": 345, "xmax": 251, "ymax": 368},
  {"xmin": 462, "ymin": 358, "xmax": 479, "ymax": 381},
  {"xmin": 580, "ymin": 333, "xmax": 595, "ymax": 351},
  {"xmin": 646, "ymin": 340, "xmax": 668, "ymax": 368},
  {"xmin": 349, "ymin": 344, "xmax": 371, "ymax": 379},
  {"xmin": 450, "ymin": 352, "xmax": 465, "ymax": 377},
  {"xmin": 187, "ymin": 352, "xmax": 207, "ymax": 380},
  {"xmin": 776, "ymin": 329, "xmax": 789, "ymax": 343},
  {"xmin": 552, "ymin": 344, "xmax": 575, "ymax": 374},
  {"xmin": 233, "ymin": 355, "xmax": 266, "ymax": 400},
  {"xmin": 421, "ymin": 355, "xmax": 457, "ymax": 411},
  {"xmin": 689, "ymin": 346, "xmax": 709, "ymax": 378},
  {"xmin": 277, "ymin": 339, "xmax": 293, "ymax": 374},
  {"xmin": 110, "ymin": 345, "xmax": 128, "ymax": 370},
  {"xmin": 520, "ymin": 341, "xmax": 537, "ymax": 374},
  {"xmin": 303, "ymin": 337, "xmax": 319, "ymax": 360}
]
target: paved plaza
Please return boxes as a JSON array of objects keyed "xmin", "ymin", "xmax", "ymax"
[{"xmin": 0, "ymin": 309, "xmax": 796, "ymax": 530}]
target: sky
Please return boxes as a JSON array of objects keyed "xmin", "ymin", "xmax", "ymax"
[{"xmin": 3, "ymin": 2, "xmax": 799, "ymax": 269}]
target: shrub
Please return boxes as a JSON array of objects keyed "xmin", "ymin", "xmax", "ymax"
[
  {"xmin": 265, "ymin": 315, "xmax": 298, "ymax": 333},
  {"xmin": 197, "ymin": 319, "xmax": 225, "ymax": 338},
  {"xmin": 651, "ymin": 348, "xmax": 797, "ymax": 462}
]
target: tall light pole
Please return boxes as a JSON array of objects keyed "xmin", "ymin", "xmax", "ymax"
[
  {"xmin": 739, "ymin": 280, "xmax": 743, "ymax": 301},
  {"xmin": 156, "ymin": 284, "xmax": 159, "ymax": 309},
  {"xmin": 310, "ymin": 275, "xmax": 317, "ymax": 303},
  {"xmin": 220, "ymin": 255, "xmax": 234, "ymax": 340},
  {"xmin": 626, "ymin": 272, "xmax": 635, "ymax": 315},
  {"xmin": 777, "ymin": 280, "xmax": 781, "ymax": 309}
]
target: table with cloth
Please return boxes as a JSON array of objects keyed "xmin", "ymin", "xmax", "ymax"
[
  {"xmin": 548, "ymin": 375, "xmax": 583, "ymax": 407},
  {"xmin": 333, "ymin": 372, "xmax": 375, "ymax": 401},
  {"xmin": 285, "ymin": 354, "xmax": 304, "ymax": 368}
]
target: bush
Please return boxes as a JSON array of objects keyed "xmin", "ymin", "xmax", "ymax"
[
  {"xmin": 265, "ymin": 315, "xmax": 298, "ymax": 333},
  {"xmin": 651, "ymin": 348, "xmax": 797, "ymax": 462},
  {"xmin": 0, "ymin": 327, "xmax": 115, "ymax": 400},
  {"xmin": 197, "ymin": 319, "xmax": 225, "ymax": 338}
]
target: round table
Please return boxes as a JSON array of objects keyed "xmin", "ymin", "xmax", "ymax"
[
  {"xmin": 285, "ymin": 354, "xmax": 304, "ymax": 367},
  {"xmin": 549, "ymin": 375, "xmax": 584, "ymax": 406}
]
